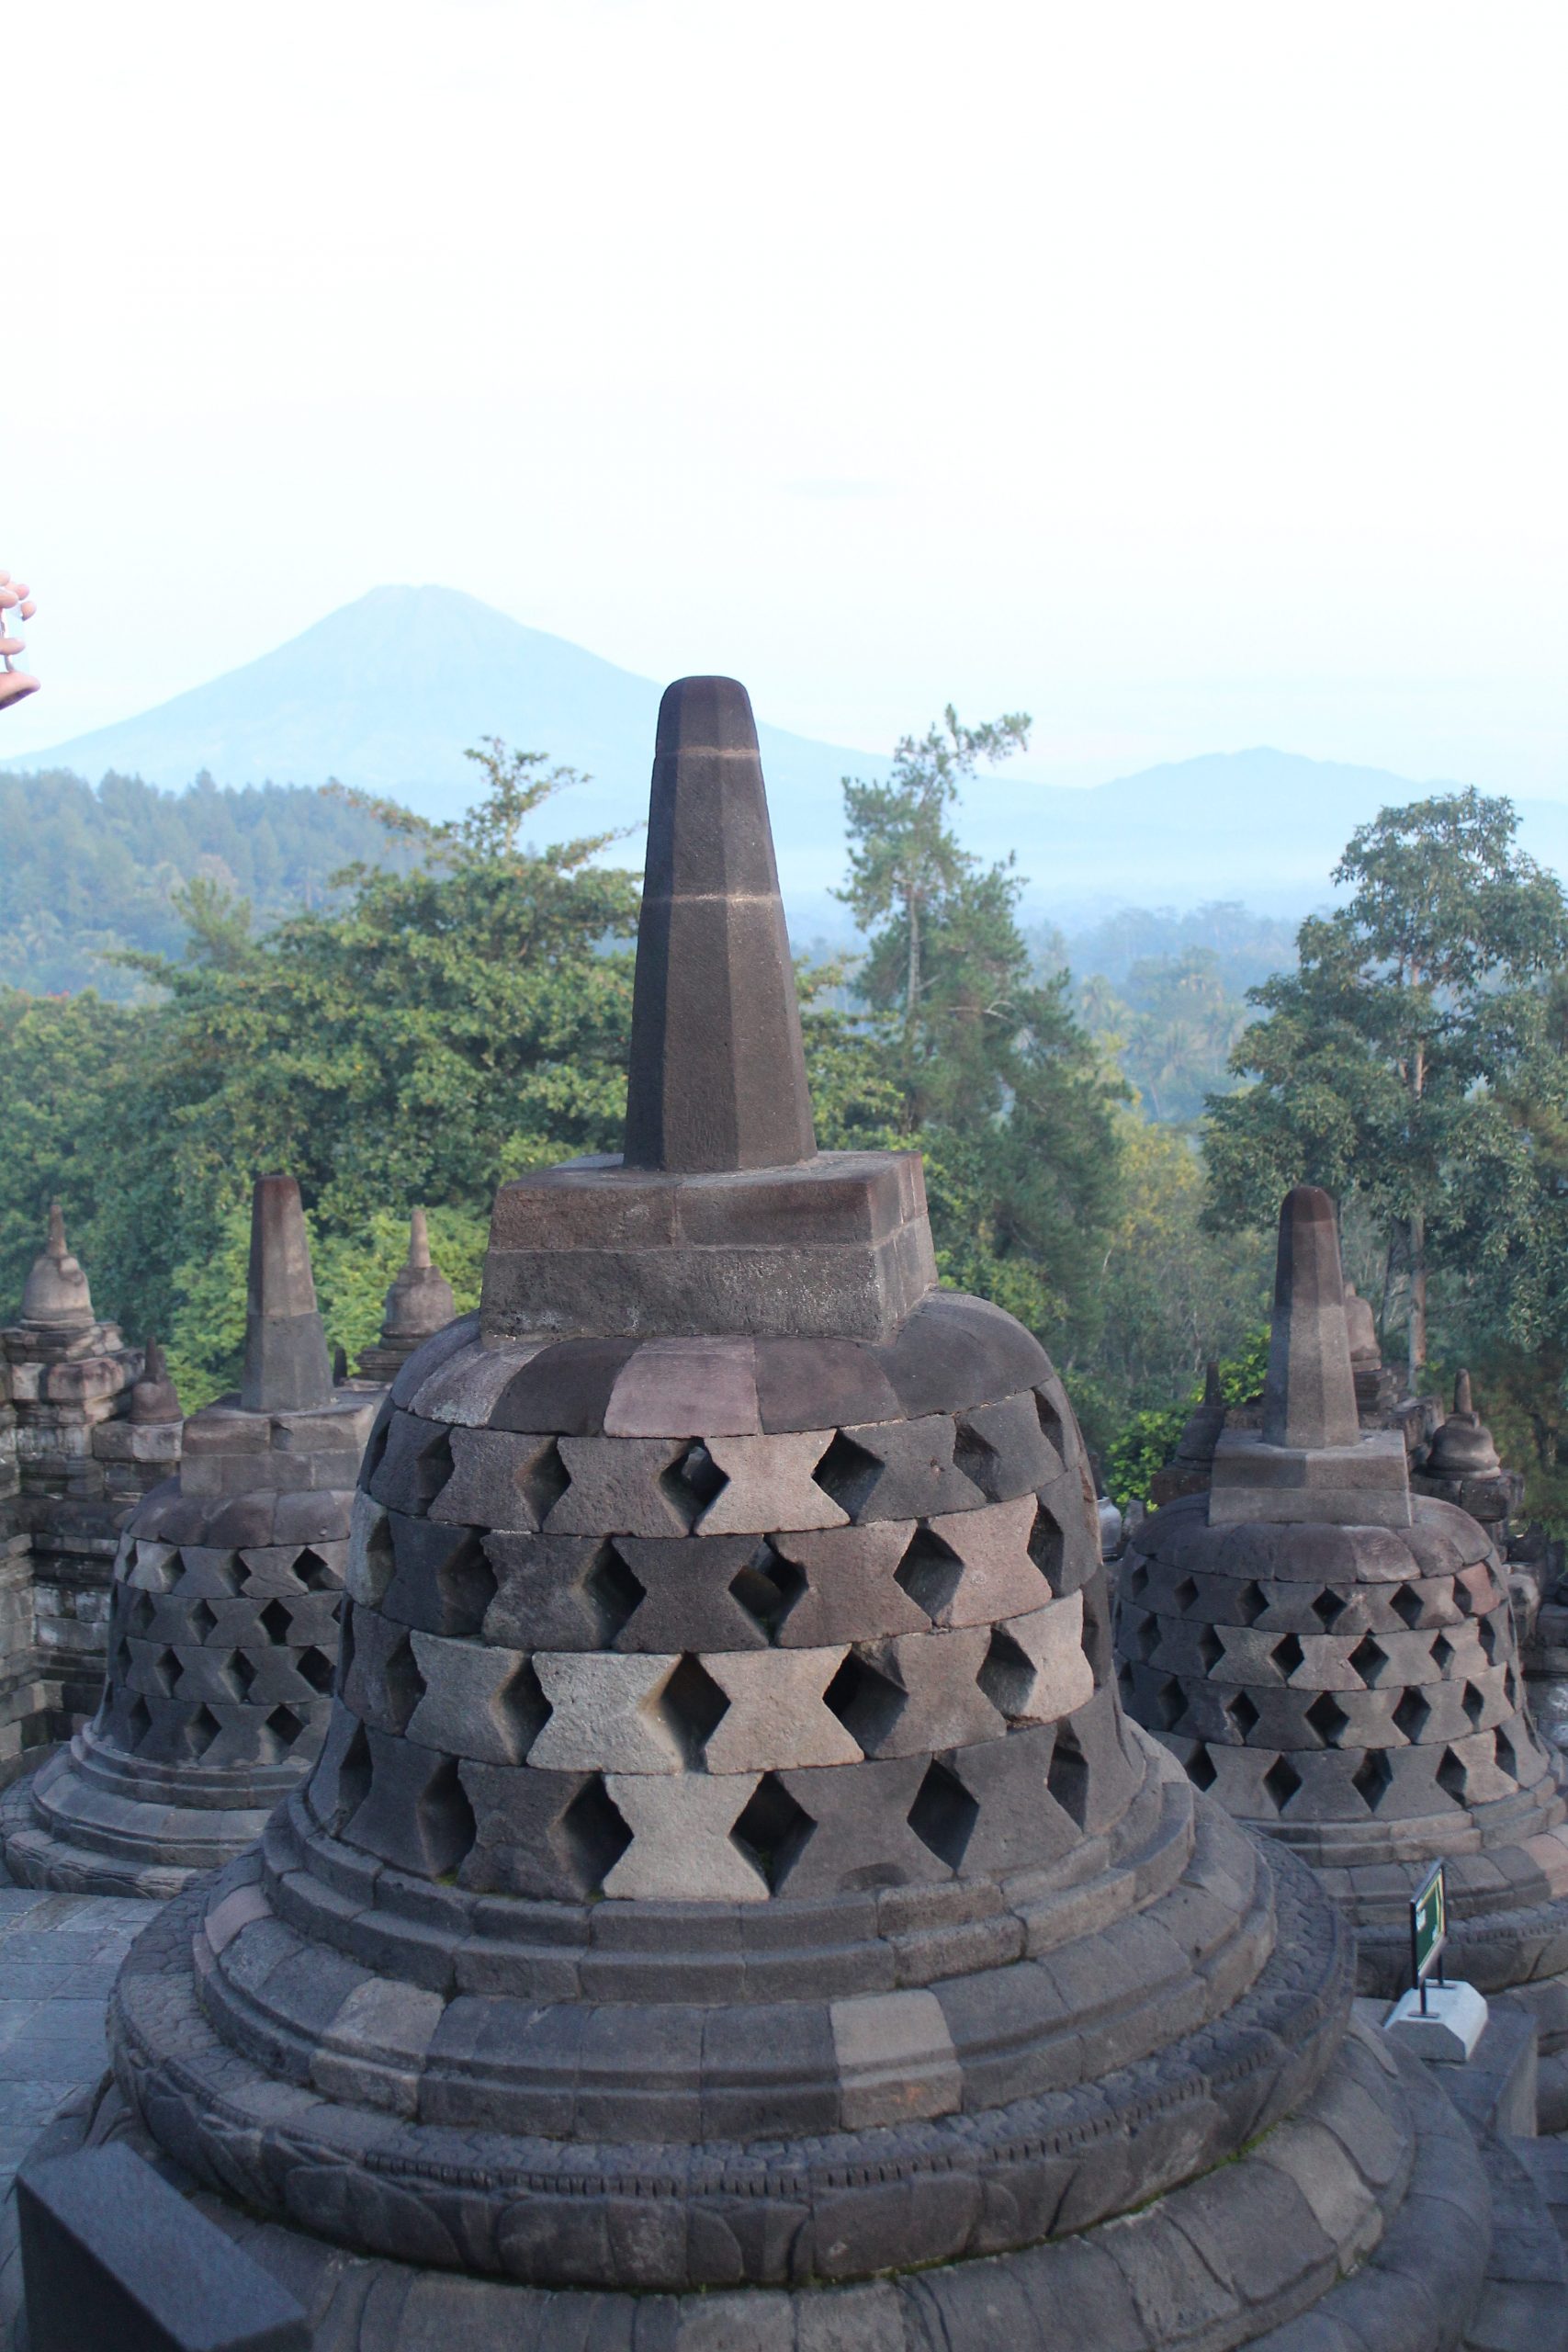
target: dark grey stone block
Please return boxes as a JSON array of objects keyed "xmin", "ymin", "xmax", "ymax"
[
  {"xmin": 827, "ymin": 1416, "xmax": 988, "ymax": 1522},
  {"xmin": 18, "ymin": 2142, "xmax": 309, "ymax": 2351},
  {"xmin": 488, "ymin": 1337, "xmax": 641, "ymax": 1435},
  {"xmin": 753, "ymin": 1337, "xmax": 903, "ymax": 1434},
  {"xmin": 872, "ymin": 1291, "xmax": 1052, "ymax": 1419},
  {"xmin": 482, "ymin": 1533, "xmax": 637, "ymax": 1649},
  {"xmin": 368, "ymin": 1411, "xmax": 457, "ymax": 1517},
  {"xmin": 773, "ymin": 1756, "xmax": 952, "ymax": 1895},
  {"xmin": 611, "ymin": 1534, "xmax": 773, "ymax": 1651},
  {"xmin": 765, "ymin": 1521, "xmax": 929, "ymax": 1646},
  {"xmin": 458, "ymin": 1760, "xmax": 627, "ymax": 1900}
]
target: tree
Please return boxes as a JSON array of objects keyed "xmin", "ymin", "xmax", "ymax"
[
  {"xmin": 837, "ymin": 709, "xmax": 1130, "ymax": 1376},
  {"xmin": 1206, "ymin": 789, "xmax": 1568, "ymax": 1384}
]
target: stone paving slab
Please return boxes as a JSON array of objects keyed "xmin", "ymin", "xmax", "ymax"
[{"xmin": 0, "ymin": 1883, "xmax": 158, "ymax": 2201}]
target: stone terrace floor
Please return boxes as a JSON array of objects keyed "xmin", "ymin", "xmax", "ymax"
[{"xmin": 0, "ymin": 1882, "xmax": 158, "ymax": 2199}]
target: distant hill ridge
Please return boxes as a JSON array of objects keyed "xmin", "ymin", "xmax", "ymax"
[{"xmin": 11, "ymin": 583, "xmax": 1568, "ymax": 919}]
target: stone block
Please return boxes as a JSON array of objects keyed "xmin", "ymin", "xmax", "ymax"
[
  {"xmin": 980, "ymin": 1592, "xmax": 1094, "ymax": 1724},
  {"xmin": 529, "ymin": 1651, "xmax": 687, "ymax": 1772},
  {"xmin": 367, "ymin": 1410, "xmax": 457, "ymax": 1517},
  {"xmin": 1382, "ymin": 1979, "xmax": 1489, "ymax": 2062},
  {"xmin": 603, "ymin": 1337, "xmax": 761, "ymax": 1437},
  {"xmin": 829, "ymin": 1413, "xmax": 990, "ymax": 1521},
  {"xmin": 900, "ymin": 1493, "xmax": 1052, "ymax": 1627},
  {"xmin": 773, "ymin": 1755, "xmax": 952, "ymax": 1894},
  {"xmin": 693, "ymin": 1429, "xmax": 849, "ymax": 1535},
  {"xmin": 546, "ymin": 1435, "xmax": 695, "ymax": 1537},
  {"xmin": 761, "ymin": 1521, "xmax": 930, "ymax": 1646},
  {"xmin": 601, "ymin": 1770, "xmax": 768, "ymax": 1901},
  {"xmin": 610, "ymin": 1533, "xmax": 773, "ymax": 1651},
  {"xmin": 829, "ymin": 1987, "xmax": 962, "ymax": 2127},
  {"xmin": 458, "ymin": 1760, "xmax": 626, "ymax": 1899},
  {"xmin": 841, "ymin": 1627, "xmax": 1001, "ymax": 1757},
  {"xmin": 873, "ymin": 1289, "xmax": 1053, "ymax": 1420},
  {"xmin": 701, "ymin": 1646, "xmax": 860, "ymax": 1770},
  {"xmin": 406, "ymin": 1632, "xmax": 544, "ymax": 1763},
  {"xmin": 425, "ymin": 1426, "xmax": 564, "ymax": 1532},
  {"xmin": 1210, "ymin": 1430, "xmax": 1414, "ymax": 1528},
  {"xmin": 956, "ymin": 1388, "xmax": 1067, "ymax": 1500},
  {"xmin": 345, "ymin": 1725, "xmax": 477, "ymax": 1879},
  {"xmin": 17, "ymin": 2141, "xmax": 309, "ymax": 2352},
  {"xmin": 482, "ymin": 1532, "xmax": 637, "ymax": 1649},
  {"xmin": 752, "ymin": 1336, "xmax": 903, "ymax": 1434},
  {"xmin": 382, "ymin": 1510, "xmax": 500, "ymax": 1637},
  {"xmin": 407, "ymin": 1330, "xmax": 545, "ymax": 1425},
  {"xmin": 344, "ymin": 1490, "xmax": 394, "ymax": 1607},
  {"xmin": 389, "ymin": 1309, "xmax": 480, "ymax": 1408},
  {"xmin": 342, "ymin": 1607, "xmax": 426, "ymax": 1736}
]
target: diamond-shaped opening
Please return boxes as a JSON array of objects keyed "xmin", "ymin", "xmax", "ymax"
[
  {"xmin": 1393, "ymin": 1688, "xmax": 1431, "ymax": 1743},
  {"xmin": 894, "ymin": 1525, "xmax": 965, "ymax": 1622},
  {"xmin": 810, "ymin": 1430, "xmax": 882, "ymax": 1517},
  {"xmin": 1134, "ymin": 1610, "xmax": 1161, "ymax": 1663},
  {"xmin": 1081, "ymin": 1582, "xmax": 1113, "ymax": 1689},
  {"xmin": 1462, "ymin": 1680, "xmax": 1485, "ymax": 1728},
  {"xmin": 659, "ymin": 1656, "xmax": 730, "ymax": 1763},
  {"xmin": 362, "ymin": 1402, "xmax": 393, "ymax": 1485},
  {"xmin": 1171, "ymin": 1576, "xmax": 1199, "ymax": 1615},
  {"xmin": 1262, "ymin": 1756, "xmax": 1302, "ymax": 1811},
  {"xmin": 978, "ymin": 1623, "xmax": 1036, "ymax": 1720},
  {"xmin": 908, "ymin": 1759, "xmax": 979, "ymax": 1870},
  {"xmin": 1189, "ymin": 1742, "xmax": 1218, "ymax": 1791},
  {"xmin": 520, "ymin": 1438, "xmax": 570, "ymax": 1524},
  {"xmin": 227, "ymin": 1650, "xmax": 258, "ymax": 1701},
  {"xmin": 1349, "ymin": 1634, "xmax": 1387, "ymax": 1688},
  {"xmin": 294, "ymin": 1546, "xmax": 335, "ymax": 1593},
  {"xmin": 1033, "ymin": 1386, "xmax": 1066, "ymax": 1454},
  {"xmin": 663, "ymin": 1441, "xmax": 726, "ymax": 1517},
  {"xmin": 581, "ymin": 1541, "xmax": 644, "ymax": 1643},
  {"xmin": 1304, "ymin": 1690, "xmax": 1350, "ymax": 1747},
  {"xmin": 1495, "ymin": 1725, "xmax": 1518, "ymax": 1780},
  {"xmin": 414, "ymin": 1754, "xmax": 478, "ymax": 1880},
  {"xmin": 1431, "ymin": 1634, "xmax": 1455, "ymax": 1672},
  {"xmin": 337, "ymin": 1600, "xmax": 357, "ymax": 1690},
  {"xmin": 953, "ymin": 1417, "xmax": 1000, "ymax": 1495},
  {"xmin": 1028, "ymin": 1505, "xmax": 1064, "ymax": 1587},
  {"xmin": 1505, "ymin": 1666, "xmax": 1519, "ymax": 1708},
  {"xmin": 258, "ymin": 1598, "xmax": 294, "ymax": 1645},
  {"xmin": 124, "ymin": 1695, "xmax": 152, "ymax": 1752},
  {"xmin": 1125, "ymin": 1558, "xmax": 1149, "ymax": 1600},
  {"xmin": 378, "ymin": 1632, "xmax": 426, "ymax": 1734},
  {"xmin": 1391, "ymin": 1585, "xmax": 1424, "ymax": 1630},
  {"xmin": 112, "ymin": 1637, "xmax": 132, "ymax": 1679},
  {"xmin": 296, "ymin": 1645, "xmax": 334, "ymax": 1696},
  {"xmin": 1312, "ymin": 1589, "xmax": 1348, "ymax": 1630},
  {"xmin": 1198, "ymin": 1624, "xmax": 1224, "ymax": 1673},
  {"xmin": 1437, "ymin": 1746, "xmax": 1468, "ymax": 1802},
  {"xmin": 412, "ymin": 1427, "xmax": 456, "ymax": 1509},
  {"xmin": 728, "ymin": 1541, "xmax": 799, "ymax": 1636},
  {"xmin": 1271, "ymin": 1632, "xmax": 1305, "ymax": 1680},
  {"xmin": 1234, "ymin": 1580, "xmax": 1268, "ymax": 1627},
  {"xmin": 1226, "ymin": 1690, "xmax": 1261, "ymax": 1739},
  {"xmin": 1046, "ymin": 1725, "xmax": 1089, "ymax": 1827},
  {"xmin": 437, "ymin": 1532, "xmax": 500, "ymax": 1638},
  {"xmin": 1152, "ymin": 1675, "xmax": 1185, "ymax": 1733},
  {"xmin": 322, "ymin": 1720, "xmax": 374, "ymax": 1829},
  {"xmin": 1478, "ymin": 1615, "xmax": 1499, "ymax": 1664},
  {"xmin": 131, "ymin": 1543, "xmax": 179, "ymax": 1593},
  {"xmin": 129, "ymin": 1591, "xmax": 156, "ymax": 1637},
  {"xmin": 149, "ymin": 1647, "xmax": 178, "ymax": 1698},
  {"xmin": 823, "ymin": 1652, "xmax": 907, "ymax": 1754},
  {"xmin": 1352, "ymin": 1749, "xmax": 1394, "ymax": 1810},
  {"xmin": 502, "ymin": 1657, "xmax": 551, "ymax": 1758},
  {"xmin": 561, "ymin": 1776, "xmax": 633, "ymax": 1894},
  {"xmin": 732, "ymin": 1771, "xmax": 815, "ymax": 1891},
  {"xmin": 264, "ymin": 1703, "xmax": 307, "ymax": 1754},
  {"xmin": 186, "ymin": 1598, "xmax": 218, "ymax": 1643},
  {"xmin": 185, "ymin": 1704, "xmax": 223, "ymax": 1760}
]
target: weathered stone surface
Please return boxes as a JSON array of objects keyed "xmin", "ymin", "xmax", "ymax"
[
  {"xmin": 240, "ymin": 1174, "xmax": 333, "ymax": 1415},
  {"xmin": 1262, "ymin": 1185, "xmax": 1360, "ymax": 1451}
]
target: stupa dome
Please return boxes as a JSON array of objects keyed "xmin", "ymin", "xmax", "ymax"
[
  {"xmin": 19, "ymin": 1203, "xmax": 94, "ymax": 1331},
  {"xmin": 96, "ymin": 686, "xmax": 1493, "ymax": 2344}
]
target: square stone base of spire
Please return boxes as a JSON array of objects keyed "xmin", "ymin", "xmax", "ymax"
[
  {"xmin": 180, "ymin": 1390, "xmax": 383, "ymax": 1498},
  {"xmin": 482, "ymin": 1151, "xmax": 938, "ymax": 1342},
  {"xmin": 1209, "ymin": 1429, "xmax": 1414, "ymax": 1527}
]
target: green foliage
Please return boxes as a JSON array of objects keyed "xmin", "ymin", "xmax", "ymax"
[
  {"xmin": 0, "ymin": 988, "xmax": 146, "ymax": 1317},
  {"xmin": 0, "ymin": 766, "xmax": 407, "ymax": 997},
  {"xmin": 1103, "ymin": 1327, "xmax": 1270, "ymax": 1509}
]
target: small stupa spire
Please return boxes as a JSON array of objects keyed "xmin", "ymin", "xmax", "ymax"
[
  {"xmin": 379, "ymin": 1207, "xmax": 455, "ymax": 1344},
  {"xmin": 623, "ymin": 676, "xmax": 818, "ymax": 1175},
  {"xmin": 1261, "ymin": 1185, "xmax": 1360, "ymax": 1451},
  {"xmin": 19, "ymin": 1202, "xmax": 95, "ymax": 1331},
  {"xmin": 130, "ymin": 1336, "xmax": 182, "ymax": 1425},
  {"xmin": 239, "ymin": 1174, "xmax": 333, "ymax": 1413}
]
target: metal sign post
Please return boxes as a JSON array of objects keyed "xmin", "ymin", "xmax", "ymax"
[{"xmin": 1410, "ymin": 1860, "xmax": 1447, "ymax": 2017}]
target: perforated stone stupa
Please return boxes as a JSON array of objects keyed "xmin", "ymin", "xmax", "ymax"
[
  {"xmin": 0, "ymin": 1176, "xmax": 380, "ymax": 1897},
  {"xmin": 1117, "ymin": 1184, "xmax": 1568, "ymax": 2119},
  {"xmin": 94, "ymin": 685, "xmax": 1498, "ymax": 2346}
]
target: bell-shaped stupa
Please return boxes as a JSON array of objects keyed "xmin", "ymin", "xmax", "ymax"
[
  {"xmin": 19, "ymin": 1202, "xmax": 95, "ymax": 1334},
  {"xmin": 0, "ymin": 1176, "xmax": 382, "ymax": 1896},
  {"xmin": 1117, "ymin": 1184, "xmax": 1568, "ymax": 2120},
  {"xmin": 96, "ymin": 689, "xmax": 1494, "ymax": 2345},
  {"xmin": 355, "ymin": 1208, "xmax": 457, "ymax": 1384}
]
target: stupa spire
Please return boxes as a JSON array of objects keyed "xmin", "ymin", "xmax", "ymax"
[
  {"xmin": 623, "ymin": 675, "xmax": 818, "ymax": 1174},
  {"xmin": 1261, "ymin": 1184, "xmax": 1359, "ymax": 1450},
  {"xmin": 19, "ymin": 1202, "xmax": 95, "ymax": 1331},
  {"xmin": 239, "ymin": 1174, "xmax": 333, "ymax": 1412}
]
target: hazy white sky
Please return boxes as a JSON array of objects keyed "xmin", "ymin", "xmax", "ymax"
[{"xmin": 5, "ymin": 0, "xmax": 1565, "ymax": 790}]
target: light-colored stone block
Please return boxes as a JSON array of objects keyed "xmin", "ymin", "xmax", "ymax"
[
  {"xmin": 919, "ymin": 1493, "xmax": 1050, "ymax": 1626},
  {"xmin": 604, "ymin": 1339, "xmax": 761, "ymax": 1439},
  {"xmin": 1209, "ymin": 1430, "xmax": 1414, "ymax": 1527},
  {"xmin": 694, "ymin": 1430, "xmax": 849, "ymax": 1535},
  {"xmin": 701, "ymin": 1646, "xmax": 859, "ymax": 1770},
  {"xmin": 1382, "ymin": 1979, "xmax": 1488, "ymax": 2063},
  {"xmin": 529, "ymin": 1651, "xmax": 685, "ymax": 1772},
  {"xmin": 988, "ymin": 1592, "xmax": 1094, "ymax": 1724},
  {"xmin": 829, "ymin": 1988, "xmax": 962, "ymax": 2126},
  {"xmin": 601, "ymin": 1770, "xmax": 768, "ymax": 1901}
]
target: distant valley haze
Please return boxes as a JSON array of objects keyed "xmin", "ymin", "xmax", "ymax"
[{"xmin": 11, "ymin": 583, "xmax": 1568, "ymax": 936}]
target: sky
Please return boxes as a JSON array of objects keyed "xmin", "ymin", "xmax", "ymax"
[{"xmin": 4, "ymin": 0, "xmax": 1565, "ymax": 792}]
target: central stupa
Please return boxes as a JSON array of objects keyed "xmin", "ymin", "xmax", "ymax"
[{"xmin": 97, "ymin": 681, "xmax": 1493, "ymax": 2346}]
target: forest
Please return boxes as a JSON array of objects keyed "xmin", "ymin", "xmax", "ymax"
[{"xmin": 3, "ymin": 722, "xmax": 1566, "ymax": 1525}]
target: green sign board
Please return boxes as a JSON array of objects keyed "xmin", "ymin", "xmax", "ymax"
[{"xmin": 1411, "ymin": 1861, "xmax": 1447, "ymax": 1989}]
